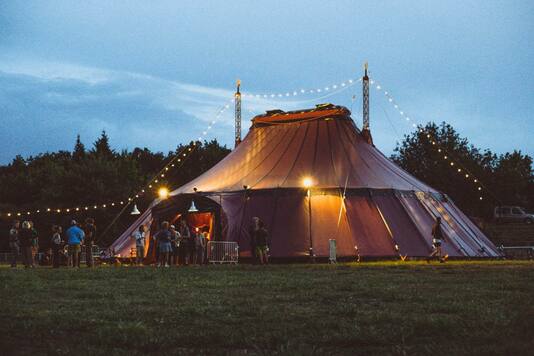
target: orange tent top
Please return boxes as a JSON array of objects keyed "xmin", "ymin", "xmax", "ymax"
[{"xmin": 253, "ymin": 104, "xmax": 350, "ymax": 126}]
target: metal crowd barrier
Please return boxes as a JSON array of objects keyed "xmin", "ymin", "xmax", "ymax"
[
  {"xmin": 0, "ymin": 252, "xmax": 15, "ymax": 264},
  {"xmin": 0, "ymin": 245, "xmax": 102, "ymax": 265},
  {"xmin": 498, "ymin": 246, "xmax": 534, "ymax": 259},
  {"xmin": 207, "ymin": 241, "xmax": 239, "ymax": 264}
]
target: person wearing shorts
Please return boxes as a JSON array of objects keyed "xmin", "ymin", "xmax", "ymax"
[
  {"xmin": 155, "ymin": 221, "xmax": 172, "ymax": 267},
  {"xmin": 252, "ymin": 218, "xmax": 269, "ymax": 265},
  {"xmin": 131, "ymin": 224, "xmax": 148, "ymax": 265}
]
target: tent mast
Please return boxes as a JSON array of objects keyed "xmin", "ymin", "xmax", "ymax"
[
  {"xmin": 361, "ymin": 62, "xmax": 373, "ymax": 145},
  {"xmin": 235, "ymin": 79, "xmax": 242, "ymax": 148}
]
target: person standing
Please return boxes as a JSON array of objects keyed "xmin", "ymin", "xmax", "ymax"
[
  {"xmin": 29, "ymin": 221, "xmax": 39, "ymax": 266},
  {"xmin": 196, "ymin": 227, "xmax": 208, "ymax": 265},
  {"xmin": 19, "ymin": 221, "xmax": 34, "ymax": 268},
  {"xmin": 131, "ymin": 224, "xmax": 148, "ymax": 265},
  {"xmin": 155, "ymin": 221, "xmax": 172, "ymax": 267},
  {"xmin": 248, "ymin": 217, "xmax": 259, "ymax": 263},
  {"xmin": 428, "ymin": 217, "xmax": 447, "ymax": 263},
  {"xmin": 252, "ymin": 219, "xmax": 269, "ymax": 265},
  {"xmin": 8, "ymin": 220, "xmax": 20, "ymax": 268},
  {"xmin": 51, "ymin": 225, "xmax": 63, "ymax": 268},
  {"xmin": 178, "ymin": 219, "xmax": 191, "ymax": 265},
  {"xmin": 83, "ymin": 218, "xmax": 97, "ymax": 267},
  {"xmin": 169, "ymin": 225, "xmax": 181, "ymax": 266},
  {"xmin": 190, "ymin": 227, "xmax": 199, "ymax": 264},
  {"xmin": 66, "ymin": 220, "xmax": 85, "ymax": 268}
]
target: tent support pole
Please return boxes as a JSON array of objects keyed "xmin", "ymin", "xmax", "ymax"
[{"xmin": 308, "ymin": 189, "xmax": 314, "ymax": 262}]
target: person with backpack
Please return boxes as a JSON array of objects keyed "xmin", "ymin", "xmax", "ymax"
[
  {"xmin": 51, "ymin": 225, "xmax": 63, "ymax": 268},
  {"xmin": 428, "ymin": 217, "xmax": 448, "ymax": 263},
  {"xmin": 83, "ymin": 218, "xmax": 97, "ymax": 267},
  {"xmin": 8, "ymin": 220, "xmax": 20, "ymax": 268}
]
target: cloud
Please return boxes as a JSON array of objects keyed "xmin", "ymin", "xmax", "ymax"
[
  {"xmin": 0, "ymin": 60, "xmax": 246, "ymax": 163},
  {"xmin": 0, "ymin": 59, "xmax": 368, "ymax": 163}
]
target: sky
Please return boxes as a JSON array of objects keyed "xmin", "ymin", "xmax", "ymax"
[{"xmin": 0, "ymin": 0, "xmax": 533, "ymax": 163}]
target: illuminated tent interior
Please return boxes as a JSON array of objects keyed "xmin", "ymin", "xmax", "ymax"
[{"xmin": 111, "ymin": 104, "xmax": 500, "ymax": 259}]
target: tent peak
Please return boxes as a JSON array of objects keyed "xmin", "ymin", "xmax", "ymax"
[{"xmin": 253, "ymin": 104, "xmax": 351, "ymax": 126}]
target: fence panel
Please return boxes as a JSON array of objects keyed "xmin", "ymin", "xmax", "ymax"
[
  {"xmin": 207, "ymin": 241, "xmax": 239, "ymax": 264},
  {"xmin": 499, "ymin": 246, "xmax": 534, "ymax": 259}
]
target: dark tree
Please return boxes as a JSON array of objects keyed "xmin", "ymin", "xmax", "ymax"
[
  {"xmin": 92, "ymin": 131, "xmax": 114, "ymax": 159},
  {"xmin": 73, "ymin": 135, "xmax": 86, "ymax": 161},
  {"xmin": 392, "ymin": 122, "xmax": 533, "ymax": 218},
  {"xmin": 0, "ymin": 132, "xmax": 231, "ymax": 249}
]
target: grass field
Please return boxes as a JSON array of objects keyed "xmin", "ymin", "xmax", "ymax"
[{"xmin": 1, "ymin": 261, "xmax": 533, "ymax": 355}]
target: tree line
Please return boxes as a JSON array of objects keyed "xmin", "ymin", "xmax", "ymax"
[
  {"xmin": 391, "ymin": 122, "xmax": 533, "ymax": 217},
  {"xmin": 0, "ymin": 131, "xmax": 231, "ymax": 248}
]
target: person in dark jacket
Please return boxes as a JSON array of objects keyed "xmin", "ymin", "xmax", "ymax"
[
  {"xmin": 252, "ymin": 218, "xmax": 269, "ymax": 265},
  {"xmin": 178, "ymin": 219, "xmax": 191, "ymax": 265},
  {"xmin": 51, "ymin": 225, "xmax": 63, "ymax": 268},
  {"xmin": 428, "ymin": 217, "xmax": 448, "ymax": 263},
  {"xmin": 29, "ymin": 221, "xmax": 39, "ymax": 265},
  {"xmin": 19, "ymin": 221, "xmax": 35, "ymax": 268},
  {"xmin": 9, "ymin": 220, "xmax": 20, "ymax": 268},
  {"xmin": 83, "ymin": 218, "xmax": 97, "ymax": 267},
  {"xmin": 248, "ymin": 217, "xmax": 258, "ymax": 263}
]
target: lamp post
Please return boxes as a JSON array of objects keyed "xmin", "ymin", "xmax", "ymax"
[{"xmin": 303, "ymin": 177, "xmax": 314, "ymax": 262}]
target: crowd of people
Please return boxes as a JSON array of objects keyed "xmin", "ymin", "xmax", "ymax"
[
  {"xmin": 5, "ymin": 215, "xmax": 446, "ymax": 265},
  {"xmin": 133, "ymin": 219, "xmax": 210, "ymax": 267},
  {"xmin": 7, "ymin": 218, "xmax": 97, "ymax": 268},
  {"xmin": 6, "ymin": 214, "xmax": 448, "ymax": 266}
]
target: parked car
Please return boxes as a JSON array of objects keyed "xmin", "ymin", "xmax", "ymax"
[{"xmin": 494, "ymin": 206, "xmax": 534, "ymax": 224}]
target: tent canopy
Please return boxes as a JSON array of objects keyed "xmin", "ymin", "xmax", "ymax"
[{"xmin": 111, "ymin": 104, "xmax": 500, "ymax": 259}]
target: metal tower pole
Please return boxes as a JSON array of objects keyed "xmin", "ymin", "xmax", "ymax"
[
  {"xmin": 234, "ymin": 79, "xmax": 242, "ymax": 148},
  {"xmin": 361, "ymin": 63, "xmax": 373, "ymax": 144},
  {"xmin": 362, "ymin": 62, "xmax": 370, "ymax": 131}
]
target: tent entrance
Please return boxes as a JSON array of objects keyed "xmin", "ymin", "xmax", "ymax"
[
  {"xmin": 170, "ymin": 211, "xmax": 215, "ymax": 241},
  {"xmin": 151, "ymin": 194, "xmax": 222, "ymax": 241}
]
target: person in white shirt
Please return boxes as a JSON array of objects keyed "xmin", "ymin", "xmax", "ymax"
[{"xmin": 131, "ymin": 224, "xmax": 148, "ymax": 265}]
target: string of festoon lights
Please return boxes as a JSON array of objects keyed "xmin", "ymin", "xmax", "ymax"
[
  {"xmin": 370, "ymin": 78, "xmax": 496, "ymax": 203},
  {"xmin": 0, "ymin": 98, "xmax": 235, "ymax": 219},
  {"xmin": 241, "ymin": 78, "xmax": 361, "ymax": 100}
]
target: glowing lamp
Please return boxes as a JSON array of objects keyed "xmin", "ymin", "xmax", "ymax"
[
  {"xmin": 130, "ymin": 204, "xmax": 141, "ymax": 215},
  {"xmin": 188, "ymin": 201, "xmax": 199, "ymax": 213},
  {"xmin": 158, "ymin": 187, "xmax": 170, "ymax": 200},
  {"xmin": 302, "ymin": 177, "xmax": 314, "ymax": 188}
]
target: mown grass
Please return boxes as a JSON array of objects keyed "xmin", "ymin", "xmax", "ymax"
[{"xmin": 0, "ymin": 261, "xmax": 533, "ymax": 355}]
